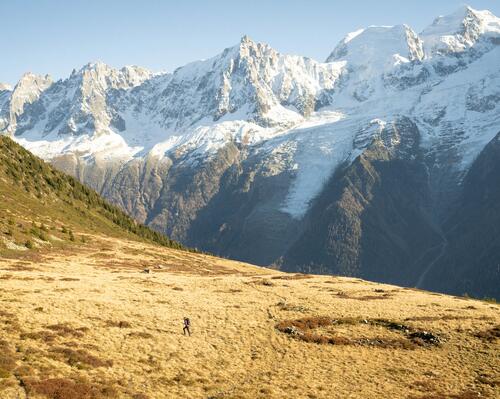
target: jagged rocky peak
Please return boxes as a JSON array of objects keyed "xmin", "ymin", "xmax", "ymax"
[
  {"xmin": 0, "ymin": 83, "xmax": 12, "ymax": 91},
  {"xmin": 326, "ymin": 24, "xmax": 424, "ymax": 68},
  {"xmin": 13, "ymin": 72, "xmax": 53, "ymax": 96},
  {"xmin": 9, "ymin": 72, "xmax": 53, "ymax": 117},
  {"xmin": 420, "ymin": 5, "xmax": 500, "ymax": 56},
  {"xmin": 215, "ymin": 35, "xmax": 277, "ymax": 65},
  {"xmin": 236, "ymin": 34, "xmax": 272, "ymax": 56},
  {"xmin": 154, "ymin": 35, "xmax": 342, "ymax": 129},
  {"xmin": 72, "ymin": 61, "xmax": 153, "ymax": 91}
]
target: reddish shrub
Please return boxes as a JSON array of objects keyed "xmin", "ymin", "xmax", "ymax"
[
  {"xmin": 22, "ymin": 377, "xmax": 117, "ymax": 399},
  {"xmin": 49, "ymin": 347, "xmax": 113, "ymax": 368}
]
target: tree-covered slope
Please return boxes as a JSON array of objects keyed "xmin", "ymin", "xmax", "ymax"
[
  {"xmin": 425, "ymin": 132, "xmax": 500, "ymax": 299},
  {"xmin": 0, "ymin": 135, "xmax": 187, "ymax": 254}
]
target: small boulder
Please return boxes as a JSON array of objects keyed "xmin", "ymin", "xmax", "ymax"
[
  {"xmin": 284, "ymin": 326, "xmax": 302, "ymax": 336},
  {"xmin": 409, "ymin": 331, "xmax": 440, "ymax": 345}
]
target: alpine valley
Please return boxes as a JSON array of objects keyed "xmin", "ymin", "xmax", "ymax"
[{"xmin": 1, "ymin": 5, "xmax": 499, "ymax": 298}]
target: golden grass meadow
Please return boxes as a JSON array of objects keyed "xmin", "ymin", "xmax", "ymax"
[{"xmin": 0, "ymin": 233, "xmax": 498, "ymax": 399}]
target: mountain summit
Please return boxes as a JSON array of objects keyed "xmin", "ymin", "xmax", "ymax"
[
  {"xmin": 1, "ymin": 6, "xmax": 499, "ymax": 298},
  {"xmin": 421, "ymin": 5, "xmax": 500, "ymax": 56}
]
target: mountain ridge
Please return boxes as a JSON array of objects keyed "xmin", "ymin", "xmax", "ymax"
[
  {"xmin": 1, "ymin": 5, "xmax": 499, "ymax": 298},
  {"xmin": 0, "ymin": 135, "xmax": 188, "ymax": 254}
]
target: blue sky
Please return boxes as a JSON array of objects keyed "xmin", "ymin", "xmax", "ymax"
[{"xmin": 1, "ymin": 0, "xmax": 500, "ymax": 85}]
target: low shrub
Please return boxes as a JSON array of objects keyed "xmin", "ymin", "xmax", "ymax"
[
  {"xmin": 21, "ymin": 377, "xmax": 118, "ymax": 399},
  {"xmin": 49, "ymin": 347, "xmax": 113, "ymax": 368},
  {"xmin": 105, "ymin": 320, "xmax": 132, "ymax": 328},
  {"xmin": 475, "ymin": 325, "xmax": 500, "ymax": 342}
]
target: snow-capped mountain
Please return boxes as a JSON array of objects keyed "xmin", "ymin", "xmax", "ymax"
[{"xmin": 2, "ymin": 5, "xmax": 499, "ymax": 297}]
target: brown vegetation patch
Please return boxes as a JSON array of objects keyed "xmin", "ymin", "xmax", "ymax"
[
  {"xmin": 410, "ymin": 379, "xmax": 437, "ymax": 392},
  {"xmin": 355, "ymin": 293, "xmax": 393, "ymax": 301},
  {"xmin": 21, "ymin": 377, "xmax": 117, "ymax": 399},
  {"xmin": 14, "ymin": 364, "xmax": 35, "ymax": 378},
  {"xmin": 474, "ymin": 325, "xmax": 500, "ymax": 342},
  {"xmin": 0, "ymin": 340, "xmax": 17, "ymax": 379},
  {"xmin": 476, "ymin": 374, "xmax": 500, "ymax": 388},
  {"xmin": 276, "ymin": 317, "xmax": 441, "ymax": 349},
  {"xmin": 99, "ymin": 260, "xmax": 143, "ymax": 270},
  {"xmin": 330, "ymin": 291, "xmax": 393, "ymax": 300},
  {"xmin": 248, "ymin": 279, "xmax": 274, "ymax": 287},
  {"xmin": 408, "ymin": 390, "xmax": 483, "ymax": 399},
  {"xmin": 46, "ymin": 323, "xmax": 89, "ymax": 338},
  {"xmin": 21, "ymin": 330, "xmax": 58, "ymax": 343},
  {"xmin": 475, "ymin": 374, "xmax": 499, "ymax": 387},
  {"xmin": 59, "ymin": 277, "xmax": 80, "ymax": 281},
  {"xmin": 214, "ymin": 288, "xmax": 243, "ymax": 294},
  {"xmin": 0, "ymin": 310, "xmax": 14, "ymax": 318},
  {"xmin": 276, "ymin": 301, "xmax": 309, "ymax": 312},
  {"xmin": 270, "ymin": 274, "xmax": 313, "ymax": 280},
  {"xmin": 0, "ymin": 310, "xmax": 21, "ymax": 333},
  {"xmin": 6, "ymin": 264, "xmax": 36, "ymax": 272},
  {"xmin": 405, "ymin": 315, "xmax": 471, "ymax": 322},
  {"xmin": 276, "ymin": 316, "xmax": 333, "ymax": 332},
  {"xmin": 49, "ymin": 347, "xmax": 113, "ymax": 369},
  {"xmin": 127, "ymin": 331, "xmax": 154, "ymax": 339},
  {"xmin": 105, "ymin": 320, "xmax": 132, "ymax": 328}
]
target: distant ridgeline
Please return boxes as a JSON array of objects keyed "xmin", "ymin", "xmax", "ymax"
[
  {"xmin": 1, "ymin": 6, "xmax": 499, "ymax": 299},
  {"xmin": 0, "ymin": 135, "xmax": 190, "ymax": 251}
]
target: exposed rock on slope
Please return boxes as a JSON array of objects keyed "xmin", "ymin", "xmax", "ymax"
[{"xmin": 1, "ymin": 6, "xmax": 499, "ymax": 297}]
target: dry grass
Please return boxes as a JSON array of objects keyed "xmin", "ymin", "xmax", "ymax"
[
  {"xmin": 474, "ymin": 325, "xmax": 500, "ymax": 342},
  {"xmin": 270, "ymin": 274, "xmax": 313, "ymax": 280},
  {"xmin": 0, "ymin": 235, "xmax": 498, "ymax": 398},
  {"xmin": 105, "ymin": 320, "xmax": 132, "ymax": 329},
  {"xmin": 49, "ymin": 347, "xmax": 113, "ymax": 368},
  {"xmin": 21, "ymin": 377, "xmax": 117, "ymax": 399},
  {"xmin": 0, "ymin": 340, "xmax": 17, "ymax": 379},
  {"xmin": 20, "ymin": 330, "xmax": 58, "ymax": 343},
  {"xmin": 275, "ymin": 317, "xmax": 439, "ymax": 349},
  {"xmin": 408, "ymin": 390, "xmax": 484, "ymax": 399},
  {"xmin": 276, "ymin": 316, "xmax": 333, "ymax": 331},
  {"xmin": 127, "ymin": 331, "xmax": 154, "ymax": 339},
  {"xmin": 46, "ymin": 324, "xmax": 89, "ymax": 338}
]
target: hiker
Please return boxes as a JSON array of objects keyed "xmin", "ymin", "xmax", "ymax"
[{"xmin": 183, "ymin": 317, "xmax": 191, "ymax": 336}]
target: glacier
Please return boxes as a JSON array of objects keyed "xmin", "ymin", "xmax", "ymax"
[{"xmin": 1, "ymin": 5, "xmax": 499, "ymax": 221}]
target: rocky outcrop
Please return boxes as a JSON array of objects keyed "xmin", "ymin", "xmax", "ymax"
[{"xmin": 2, "ymin": 6, "xmax": 500, "ymax": 298}]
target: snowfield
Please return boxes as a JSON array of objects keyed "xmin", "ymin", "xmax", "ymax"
[{"xmin": 1, "ymin": 5, "xmax": 499, "ymax": 218}]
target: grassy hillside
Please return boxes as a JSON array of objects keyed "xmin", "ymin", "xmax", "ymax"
[
  {"xmin": 0, "ymin": 237, "xmax": 498, "ymax": 399},
  {"xmin": 0, "ymin": 135, "xmax": 188, "ymax": 254}
]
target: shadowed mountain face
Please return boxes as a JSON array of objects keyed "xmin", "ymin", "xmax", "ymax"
[
  {"xmin": 280, "ymin": 121, "xmax": 500, "ymax": 298},
  {"xmin": 280, "ymin": 119, "xmax": 441, "ymax": 285},
  {"xmin": 423, "ymin": 132, "xmax": 500, "ymax": 299},
  {"xmin": 1, "ymin": 6, "xmax": 499, "ymax": 298}
]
